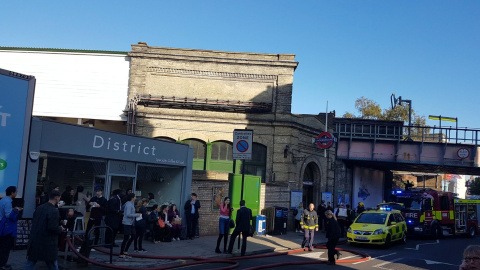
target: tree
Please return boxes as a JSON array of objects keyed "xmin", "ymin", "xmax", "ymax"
[
  {"xmin": 468, "ymin": 177, "xmax": 480, "ymax": 195},
  {"xmin": 343, "ymin": 96, "xmax": 429, "ymax": 140}
]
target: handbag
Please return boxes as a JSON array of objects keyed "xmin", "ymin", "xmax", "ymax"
[
  {"xmin": 158, "ymin": 218, "xmax": 165, "ymax": 228},
  {"xmin": 229, "ymin": 219, "xmax": 235, "ymax": 229},
  {"xmin": 248, "ymin": 224, "xmax": 255, "ymax": 237},
  {"xmin": 173, "ymin": 217, "xmax": 182, "ymax": 225}
]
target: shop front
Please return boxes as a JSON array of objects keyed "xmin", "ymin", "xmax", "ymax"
[{"xmin": 22, "ymin": 118, "xmax": 193, "ymax": 218}]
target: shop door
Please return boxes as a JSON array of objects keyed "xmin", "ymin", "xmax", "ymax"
[
  {"xmin": 105, "ymin": 160, "xmax": 136, "ymax": 197},
  {"xmin": 109, "ymin": 175, "xmax": 135, "ymax": 196}
]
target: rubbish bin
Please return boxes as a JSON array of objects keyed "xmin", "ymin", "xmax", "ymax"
[
  {"xmin": 272, "ymin": 206, "xmax": 288, "ymax": 235},
  {"xmin": 256, "ymin": 215, "xmax": 266, "ymax": 235}
]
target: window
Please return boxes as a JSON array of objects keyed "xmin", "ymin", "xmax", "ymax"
[
  {"xmin": 211, "ymin": 141, "xmax": 233, "ymax": 161},
  {"xmin": 155, "ymin": 136, "xmax": 176, "ymax": 143},
  {"xmin": 183, "ymin": 139, "xmax": 206, "ymax": 170},
  {"xmin": 243, "ymin": 143, "xmax": 267, "ymax": 183},
  {"xmin": 439, "ymin": 196, "xmax": 450, "ymax": 211}
]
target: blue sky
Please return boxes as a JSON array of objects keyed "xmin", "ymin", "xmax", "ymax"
[{"xmin": 1, "ymin": 1, "xmax": 479, "ymax": 129}]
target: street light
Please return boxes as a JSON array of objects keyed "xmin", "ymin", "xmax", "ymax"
[{"xmin": 391, "ymin": 93, "xmax": 412, "ymax": 140}]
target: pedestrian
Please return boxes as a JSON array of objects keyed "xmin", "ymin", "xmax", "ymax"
[
  {"xmin": 294, "ymin": 202, "xmax": 303, "ymax": 233},
  {"xmin": 119, "ymin": 193, "xmax": 140, "ymax": 258},
  {"xmin": 105, "ymin": 189, "xmax": 122, "ymax": 247},
  {"xmin": 215, "ymin": 197, "xmax": 232, "ymax": 253},
  {"xmin": 227, "ymin": 200, "xmax": 253, "ymax": 256},
  {"xmin": 86, "ymin": 187, "xmax": 107, "ymax": 245},
  {"xmin": 300, "ymin": 203, "xmax": 318, "ymax": 251},
  {"xmin": 184, "ymin": 192, "xmax": 200, "ymax": 240},
  {"xmin": 0, "ymin": 186, "xmax": 22, "ymax": 270},
  {"xmin": 25, "ymin": 190, "xmax": 64, "ymax": 270},
  {"xmin": 356, "ymin": 202, "xmax": 365, "ymax": 215},
  {"xmin": 346, "ymin": 204, "xmax": 355, "ymax": 230},
  {"xmin": 325, "ymin": 209, "xmax": 341, "ymax": 266},
  {"xmin": 459, "ymin": 245, "xmax": 480, "ymax": 270},
  {"xmin": 326, "ymin": 201, "xmax": 334, "ymax": 212},
  {"xmin": 317, "ymin": 200, "xmax": 326, "ymax": 232},
  {"xmin": 74, "ymin": 185, "xmax": 91, "ymax": 217},
  {"xmin": 335, "ymin": 204, "xmax": 347, "ymax": 237},
  {"xmin": 134, "ymin": 198, "xmax": 149, "ymax": 252}
]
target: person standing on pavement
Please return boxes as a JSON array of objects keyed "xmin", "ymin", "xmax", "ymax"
[
  {"xmin": 119, "ymin": 193, "xmax": 140, "ymax": 258},
  {"xmin": 86, "ymin": 187, "xmax": 107, "ymax": 245},
  {"xmin": 134, "ymin": 198, "xmax": 149, "ymax": 252},
  {"xmin": 325, "ymin": 209, "xmax": 341, "ymax": 266},
  {"xmin": 0, "ymin": 186, "xmax": 22, "ymax": 270},
  {"xmin": 317, "ymin": 201, "xmax": 326, "ymax": 232},
  {"xmin": 335, "ymin": 204, "xmax": 347, "ymax": 237},
  {"xmin": 25, "ymin": 190, "xmax": 64, "ymax": 270},
  {"xmin": 215, "ymin": 197, "xmax": 232, "ymax": 253},
  {"xmin": 459, "ymin": 245, "xmax": 480, "ymax": 270},
  {"xmin": 356, "ymin": 202, "xmax": 365, "ymax": 215},
  {"xmin": 227, "ymin": 200, "xmax": 252, "ymax": 256},
  {"xmin": 184, "ymin": 193, "xmax": 200, "ymax": 240},
  {"xmin": 300, "ymin": 203, "xmax": 318, "ymax": 251},
  {"xmin": 294, "ymin": 202, "xmax": 304, "ymax": 233},
  {"xmin": 105, "ymin": 189, "xmax": 122, "ymax": 247}
]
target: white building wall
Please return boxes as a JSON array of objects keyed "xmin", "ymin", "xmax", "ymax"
[{"xmin": 0, "ymin": 49, "xmax": 130, "ymax": 121}]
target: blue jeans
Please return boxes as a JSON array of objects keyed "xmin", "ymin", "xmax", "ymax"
[
  {"xmin": 25, "ymin": 259, "xmax": 58, "ymax": 270},
  {"xmin": 219, "ymin": 217, "xmax": 230, "ymax": 234}
]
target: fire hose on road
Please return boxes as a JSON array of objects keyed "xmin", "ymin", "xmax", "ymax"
[{"xmin": 66, "ymin": 235, "xmax": 370, "ymax": 270}]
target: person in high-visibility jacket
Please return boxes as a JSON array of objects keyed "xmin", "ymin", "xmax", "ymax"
[{"xmin": 300, "ymin": 203, "xmax": 318, "ymax": 251}]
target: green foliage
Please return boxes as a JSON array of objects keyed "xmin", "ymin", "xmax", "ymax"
[
  {"xmin": 343, "ymin": 96, "xmax": 429, "ymax": 140},
  {"xmin": 468, "ymin": 177, "xmax": 480, "ymax": 195}
]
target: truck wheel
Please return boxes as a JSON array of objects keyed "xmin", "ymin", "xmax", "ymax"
[
  {"xmin": 468, "ymin": 226, "xmax": 476, "ymax": 238},
  {"xmin": 431, "ymin": 225, "xmax": 442, "ymax": 239}
]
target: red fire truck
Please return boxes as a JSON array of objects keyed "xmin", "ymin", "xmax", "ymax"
[{"xmin": 392, "ymin": 188, "xmax": 480, "ymax": 238}]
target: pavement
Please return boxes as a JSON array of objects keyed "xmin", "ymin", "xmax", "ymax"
[{"xmin": 6, "ymin": 230, "xmax": 334, "ymax": 269}]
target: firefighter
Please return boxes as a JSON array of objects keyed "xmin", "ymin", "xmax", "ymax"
[{"xmin": 300, "ymin": 203, "xmax": 318, "ymax": 251}]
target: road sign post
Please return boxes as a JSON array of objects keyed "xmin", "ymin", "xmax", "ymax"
[{"xmin": 233, "ymin": 129, "xmax": 253, "ymax": 200}]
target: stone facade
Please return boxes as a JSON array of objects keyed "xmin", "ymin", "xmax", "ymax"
[{"xmin": 127, "ymin": 42, "xmax": 341, "ymax": 235}]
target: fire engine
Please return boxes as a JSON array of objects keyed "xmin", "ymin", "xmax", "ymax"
[{"xmin": 391, "ymin": 188, "xmax": 480, "ymax": 238}]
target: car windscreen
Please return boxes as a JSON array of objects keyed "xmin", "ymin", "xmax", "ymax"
[{"xmin": 355, "ymin": 213, "xmax": 387, "ymax": 224}]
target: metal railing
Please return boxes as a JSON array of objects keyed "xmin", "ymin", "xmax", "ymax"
[{"xmin": 335, "ymin": 122, "xmax": 480, "ymax": 146}]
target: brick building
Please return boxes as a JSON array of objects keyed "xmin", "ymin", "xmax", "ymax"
[{"xmin": 126, "ymin": 42, "xmax": 338, "ymax": 235}]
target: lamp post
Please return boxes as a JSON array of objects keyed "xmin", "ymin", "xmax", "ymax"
[{"xmin": 391, "ymin": 93, "xmax": 412, "ymax": 140}]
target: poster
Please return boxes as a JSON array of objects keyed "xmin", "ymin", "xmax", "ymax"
[
  {"xmin": 290, "ymin": 190, "xmax": 303, "ymax": 209},
  {"xmin": 353, "ymin": 167, "xmax": 384, "ymax": 209},
  {"xmin": 212, "ymin": 186, "xmax": 225, "ymax": 210}
]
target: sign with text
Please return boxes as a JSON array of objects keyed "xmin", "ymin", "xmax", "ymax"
[
  {"xmin": 233, "ymin": 129, "xmax": 253, "ymax": 160},
  {"xmin": 0, "ymin": 68, "xmax": 35, "ymax": 197}
]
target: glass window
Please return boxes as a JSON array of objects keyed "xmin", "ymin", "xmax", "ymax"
[
  {"xmin": 36, "ymin": 153, "xmax": 106, "ymax": 208},
  {"xmin": 440, "ymin": 196, "xmax": 450, "ymax": 211},
  {"xmin": 155, "ymin": 136, "xmax": 176, "ymax": 143},
  {"xmin": 243, "ymin": 143, "xmax": 267, "ymax": 183},
  {"xmin": 183, "ymin": 139, "xmax": 206, "ymax": 170},
  {"xmin": 211, "ymin": 141, "xmax": 233, "ymax": 161},
  {"xmin": 356, "ymin": 213, "xmax": 387, "ymax": 224},
  {"xmin": 135, "ymin": 165, "xmax": 184, "ymax": 208}
]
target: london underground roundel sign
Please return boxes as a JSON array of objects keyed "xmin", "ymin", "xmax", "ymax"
[{"xmin": 315, "ymin": 132, "xmax": 335, "ymax": 149}]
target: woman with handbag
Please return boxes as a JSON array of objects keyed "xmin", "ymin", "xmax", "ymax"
[
  {"xmin": 159, "ymin": 205, "xmax": 172, "ymax": 242},
  {"xmin": 168, "ymin": 204, "xmax": 182, "ymax": 241},
  {"xmin": 215, "ymin": 197, "xmax": 232, "ymax": 254},
  {"xmin": 149, "ymin": 204, "xmax": 162, "ymax": 244}
]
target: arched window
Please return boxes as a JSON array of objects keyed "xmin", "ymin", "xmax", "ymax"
[
  {"xmin": 155, "ymin": 136, "xmax": 176, "ymax": 143},
  {"xmin": 243, "ymin": 143, "xmax": 267, "ymax": 183},
  {"xmin": 210, "ymin": 141, "xmax": 234, "ymax": 173},
  {"xmin": 183, "ymin": 139, "xmax": 206, "ymax": 170},
  {"xmin": 211, "ymin": 141, "xmax": 233, "ymax": 161}
]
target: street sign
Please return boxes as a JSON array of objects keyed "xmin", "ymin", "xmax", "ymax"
[
  {"xmin": 233, "ymin": 129, "xmax": 253, "ymax": 160},
  {"xmin": 315, "ymin": 132, "xmax": 335, "ymax": 149},
  {"xmin": 457, "ymin": 148, "xmax": 470, "ymax": 159}
]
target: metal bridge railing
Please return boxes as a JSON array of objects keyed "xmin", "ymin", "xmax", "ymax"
[{"xmin": 335, "ymin": 122, "xmax": 480, "ymax": 146}]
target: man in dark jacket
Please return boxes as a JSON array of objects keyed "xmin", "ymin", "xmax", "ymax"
[
  {"xmin": 325, "ymin": 209, "xmax": 341, "ymax": 265},
  {"xmin": 86, "ymin": 187, "xmax": 108, "ymax": 245},
  {"xmin": 25, "ymin": 190, "xmax": 64, "ymax": 270},
  {"xmin": 184, "ymin": 193, "xmax": 200, "ymax": 240},
  {"xmin": 317, "ymin": 200, "xmax": 326, "ymax": 232},
  {"xmin": 105, "ymin": 189, "xmax": 122, "ymax": 246},
  {"xmin": 300, "ymin": 203, "xmax": 318, "ymax": 251},
  {"xmin": 227, "ymin": 200, "xmax": 252, "ymax": 256}
]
